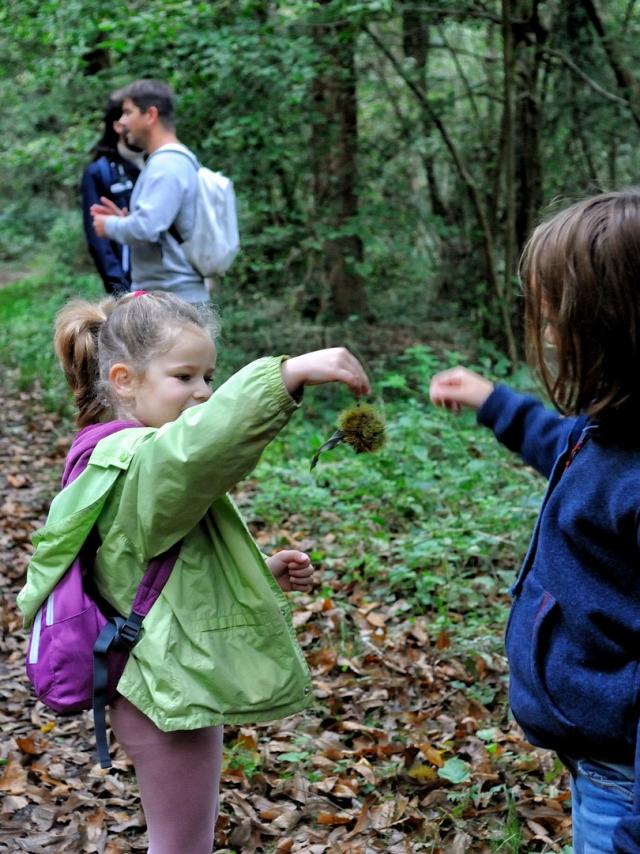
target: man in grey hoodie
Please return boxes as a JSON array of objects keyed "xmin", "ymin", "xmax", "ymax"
[{"xmin": 91, "ymin": 79, "xmax": 208, "ymax": 304}]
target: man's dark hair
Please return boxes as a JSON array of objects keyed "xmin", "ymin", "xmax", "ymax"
[{"xmin": 119, "ymin": 79, "xmax": 175, "ymax": 129}]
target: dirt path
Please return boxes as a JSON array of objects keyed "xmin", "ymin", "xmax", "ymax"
[{"xmin": 0, "ymin": 270, "xmax": 33, "ymax": 289}]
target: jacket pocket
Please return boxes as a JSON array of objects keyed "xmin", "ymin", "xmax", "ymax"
[
  {"xmin": 506, "ymin": 576, "xmax": 578, "ymax": 744},
  {"xmin": 169, "ymin": 610, "xmax": 309, "ymax": 716},
  {"xmin": 527, "ymin": 588, "xmax": 578, "ymax": 734},
  {"xmin": 507, "ymin": 574, "xmax": 640, "ymax": 754}
]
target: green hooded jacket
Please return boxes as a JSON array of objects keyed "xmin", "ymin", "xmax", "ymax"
[{"xmin": 18, "ymin": 357, "xmax": 313, "ymax": 731}]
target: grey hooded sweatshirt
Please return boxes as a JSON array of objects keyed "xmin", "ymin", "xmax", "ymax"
[{"xmin": 104, "ymin": 143, "xmax": 208, "ymax": 304}]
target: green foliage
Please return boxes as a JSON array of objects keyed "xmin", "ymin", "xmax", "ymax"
[
  {"xmin": 7, "ymin": 0, "xmax": 640, "ymax": 340},
  {"xmin": 0, "ymin": 271, "xmax": 102, "ymax": 411},
  {"xmin": 0, "ymin": 201, "xmax": 59, "ymax": 262},
  {"xmin": 230, "ymin": 343, "xmax": 541, "ymax": 630},
  {"xmin": 489, "ymin": 789, "xmax": 524, "ymax": 853},
  {"xmin": 224, "ymin": 740, "xmax": 262, "ymax": 779}
]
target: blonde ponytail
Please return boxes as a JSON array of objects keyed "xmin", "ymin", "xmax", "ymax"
[{"xmin": 54, "ymin": 298, "xmax": 116, "ymax": 427}]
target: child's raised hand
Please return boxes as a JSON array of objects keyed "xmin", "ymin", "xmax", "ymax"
[
  {"xmin": 430, "ymin": 366, "xmax": 494, "ymax": 412},
  {"xmin": 266, "ymin": 550, "xmax": 314, "ymax": 593},
  {"xmin": 281, "ymin": 348, "xmax": 370, "ymax": 398}
]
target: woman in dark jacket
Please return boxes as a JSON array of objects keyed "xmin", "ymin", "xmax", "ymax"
[{"xmin": 81, "ymin": 93, "xmax": 143, "ymax": 295}]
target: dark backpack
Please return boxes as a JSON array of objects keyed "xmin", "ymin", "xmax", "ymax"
[{"xmin": 25, "ymin": 423, "xmax": 181, "ymax": 768}]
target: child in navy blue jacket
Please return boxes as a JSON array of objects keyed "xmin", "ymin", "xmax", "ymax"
[{"xmin": 430, "ymin": 188, "xmax": 640, "ymax": 854}]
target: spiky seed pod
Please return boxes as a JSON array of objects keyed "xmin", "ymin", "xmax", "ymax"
[
  {"xmin": 310, "ymin": 403, "xmax": 386, "ymax": 469},
  {"xmin": 337, "ymin": 403, "xmax": 386, "ymax": 454}
]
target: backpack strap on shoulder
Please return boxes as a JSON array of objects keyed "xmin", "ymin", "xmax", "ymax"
[
  {"xmin": 92, "ymin": 538, "xmax": 182, "ymax": 768},
  {"xmin": 151, "ymin": 144, "xmax": 200, "ymax": 170},
  {"xmin": 150, "ymin": 146, "xmax": 199, "ymax": 246},
  {"xmin": 96, "ymin": 157, "xmax": 113, "ymax": 192}
]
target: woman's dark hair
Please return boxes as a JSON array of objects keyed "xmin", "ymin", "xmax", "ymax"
[
  {"xmin": 91, "ymin": 92, "xmax": 124, "ymax": 160},
  {"xmin": 522, "ymin": 188, "xmax": 640, "ymax": 426}
]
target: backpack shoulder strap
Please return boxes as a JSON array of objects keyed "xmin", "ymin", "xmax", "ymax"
[
  {"xmin": 93, "ymin": 536, "xmax": 183, "ymax": 767},
  {"xmin": 150, "ymin": 144, "xmax": 200, "ymax": 170},
  {"xmin": 150, "ymin": 146, "xmax": 200, "ymax": 245},
  {"xmin": 96, "ymin": 156, "xmax": 114, "ymax": 192}
]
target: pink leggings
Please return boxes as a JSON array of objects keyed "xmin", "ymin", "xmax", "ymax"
[{"xmin": 109, "ymin": 696, "xmax": 223, "ymax": 854}]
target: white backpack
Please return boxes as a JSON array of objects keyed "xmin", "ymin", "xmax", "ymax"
[{"xmin": 162, "ymin": 146, "xmax": 240, "ymax": 277}]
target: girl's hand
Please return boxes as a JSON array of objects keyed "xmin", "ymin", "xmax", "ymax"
[
  {"xmin": 281, "ymin": 347, "xmax": 370, "ymax": 398},
  {"xmin": 429, "ymin": 366, "xmax": 494, "ymax": 412},
  {"xmin": 266, "ymin": 550, "xmax": 314, "ymax": 593}
]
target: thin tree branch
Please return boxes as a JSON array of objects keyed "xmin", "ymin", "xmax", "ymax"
[
  {"xmin": 296, "ymin": 4, "xmax": 526, "ymax": 30},
  {"xmin": 579, "ymin": 0, "xmax": 640, "ymax": 129},
  {"xmin": 436, "ymin": 23, "xmax": 482, "ymax": 125},
  {"xmin": 364, "ymin": 20, "xmax": 520, "ymax": 361},
  {"xmin": 396, "ymin": 5, "xmax": 519, "ymax": 25},
  {"xmin": 540, "ymin": 44, "xmax": 630, "ymax": 107}
]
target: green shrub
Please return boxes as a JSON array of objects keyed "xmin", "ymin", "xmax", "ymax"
[{"xmin": 0, "ymin": 271, "xmax": 102, "ymax": 411}]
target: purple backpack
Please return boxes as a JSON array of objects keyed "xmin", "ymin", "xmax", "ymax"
[{"xmin": 25, "ymin": 421, "xmax": 181, "ymax": 768}]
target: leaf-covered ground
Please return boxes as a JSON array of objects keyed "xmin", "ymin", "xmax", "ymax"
[{"xmin": 0, "ymin": 374, "xmax": 575, "ymax": 853}]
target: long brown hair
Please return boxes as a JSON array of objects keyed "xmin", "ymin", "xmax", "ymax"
[{"xmin": 521, "ymin": 188, "xmax": 640, "ymax": 425}]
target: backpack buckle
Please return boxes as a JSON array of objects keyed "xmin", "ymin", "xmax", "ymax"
[{"xmin": 115, "ymin": 614, "xmax": 143, "ymax": 650}]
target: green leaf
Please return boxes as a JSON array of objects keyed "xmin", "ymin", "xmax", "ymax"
[
  {"xmin": 437, "ymin": 757, "xmax": 471, "ymax": 784},
  {"xmin": 476, "ymin": 727, "xmax": 499, "ymax": 743},
  {"xmin": 277, "ymin": 751, "xmax": 311, "ymax": 763}
]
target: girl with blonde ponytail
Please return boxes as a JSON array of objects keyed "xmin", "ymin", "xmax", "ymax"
[{"xmin": 20, "ymin": 291, "xmax": 370, "ymax": 854}]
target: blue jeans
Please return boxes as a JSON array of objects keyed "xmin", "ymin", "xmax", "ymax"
[{"xmin": 564, "ymin": 757, "xmax": 635, "ymax": 853}]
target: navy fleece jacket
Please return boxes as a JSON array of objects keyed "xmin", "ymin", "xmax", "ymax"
[
  {"xmin": 477, "ymin": 385, "xmax": 640, "ymax": 852},
  {"xmin": 81, "ymin": 156, "xmax": 139, "ymax": 294}
]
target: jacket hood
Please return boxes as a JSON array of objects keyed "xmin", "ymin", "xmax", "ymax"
[{"xmin": 63, "ymin": 421, "xmax": 140, "ymax": 487}]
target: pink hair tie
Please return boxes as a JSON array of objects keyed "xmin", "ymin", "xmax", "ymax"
[{"xmin": 132, "ymin": 290, "xmax": 148, "ymax": 298}]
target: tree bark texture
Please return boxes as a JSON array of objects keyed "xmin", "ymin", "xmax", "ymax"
[
  {"xmin": 310, "ymin": 4, "xmax": 368, "ymax": 320},
  {"xmin": 512, "ymin": 0, "xmax": 545, "ymax": 252}
]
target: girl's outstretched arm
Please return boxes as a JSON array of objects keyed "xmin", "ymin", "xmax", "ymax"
[
  {"xmin": 106, "ymin": 353, "xmax": 369, "ymax": 561},
  {"xmin": 281, "ymin": 347, "xmax": 370, "ymax": 398},
  {"xmin": 430, "ymin": 366, "xmax": 494, "ymax": 412}
]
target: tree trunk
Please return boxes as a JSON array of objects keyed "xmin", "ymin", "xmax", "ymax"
[
  {"xmin": 310, "ymin": 4, "xmax": 368, "ymax": 320},
  {"xmin": 512, "ymin": 0, "xmax": 545, "ymax": 252},
  {"xmin": 502, "ymin": 0, "xmax": 517, "ymax": 339}
]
